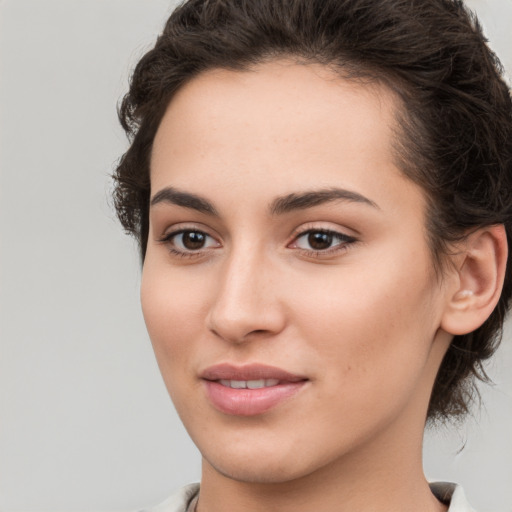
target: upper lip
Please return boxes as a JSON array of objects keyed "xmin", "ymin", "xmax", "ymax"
[{"xmin": 200, "ymin": 363, "xmax": 307, "ymax": 382}]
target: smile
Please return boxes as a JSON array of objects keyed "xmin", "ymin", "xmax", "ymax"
[{"xmin": 201, "ymin": 364, "xmax": 308, "ymax": 416}]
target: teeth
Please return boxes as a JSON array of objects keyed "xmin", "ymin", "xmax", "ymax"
[
  {"xmin": 218, "ymin": 379, "xmax": 280, "ymax": 389},
  {"xmin": 247, "ymin": 379, "xmax": 266, "ymax": 389}
]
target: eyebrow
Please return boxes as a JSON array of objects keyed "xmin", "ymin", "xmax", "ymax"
[
  {"xmin": 150, "ymin": 187, "xmax": 219, "ymax": 216},
  {"xmin": 270, "ymin": 187, "xmax": 379, "ymax": 215},
  {"xmin": 150, "ymin": 186, "xmax": 378, "ymax": 216}
]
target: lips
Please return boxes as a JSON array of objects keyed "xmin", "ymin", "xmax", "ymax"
[{"xmin": 200, "ymin": 364, "xmax": 308, "ymax": 416}]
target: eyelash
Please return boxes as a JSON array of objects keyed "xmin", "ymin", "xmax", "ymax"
[
  {"xmin": 157, "ymin": 227, "xmax": 357, "ymax": 259},
  {"xmin": 288, "ymin": 228, "xmax": 357, "ymax": 257},
  {"xmin": 157, "ymin": 229, "xmax": 219, "ymax": 259}
]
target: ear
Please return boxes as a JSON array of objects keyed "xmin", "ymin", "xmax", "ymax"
[{"xmin": 441, "ymin": 224, "xmax": 508, "ymax": 336}]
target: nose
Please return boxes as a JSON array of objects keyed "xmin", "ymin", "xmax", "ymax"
[{"xmin": 206, "ymin": 249, "xmax": 286, "ymax": 343}]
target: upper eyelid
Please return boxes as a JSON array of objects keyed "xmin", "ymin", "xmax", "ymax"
[
  {"xmin": 159, "ymin": 228, "xmax": 219, "ymax": 243},
  {"xmin": 289, "ymin": 223, "xmax": 357, "ymax": 240},
  {"xmin": 295, "ymin": 228, "xmax": 355, "ymax": 238},
  {"xmin": 157, "ymin": 222, "xmax": 218, "ymax": 238}
]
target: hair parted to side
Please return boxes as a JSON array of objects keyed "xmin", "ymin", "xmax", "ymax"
[{"xmin": 113, "ymin": 0, "xmax": 512, "ymax": 422}]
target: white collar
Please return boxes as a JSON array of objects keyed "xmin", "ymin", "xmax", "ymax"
[{"xmin": 147, "ymin": 481, "xmax": 476, "ymax": 512}]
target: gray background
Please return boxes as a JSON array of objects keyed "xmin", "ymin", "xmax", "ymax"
[{"xmin": 0, "ymin": 0, "xmax": 510, "ymax": 510}]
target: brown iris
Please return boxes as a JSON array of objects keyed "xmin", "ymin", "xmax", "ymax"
[
  {"xmin": 181, "ymin": 231, "xmax": 206, "ymax": 250},
  {"xmin": 307, "ymin": 231, "xmax": 333, "ymax": 250}
]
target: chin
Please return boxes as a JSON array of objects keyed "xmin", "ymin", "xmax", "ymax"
[
  {"xmin": 197, "ymin": 431, "xmax": 337, "ymax": 486},
  {"xmin": 205, "ymin": 454, "xmax": 310, "ymax": 485}
]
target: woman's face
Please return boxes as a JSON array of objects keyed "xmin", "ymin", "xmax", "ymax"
[{"xmin": 142, "ymin": 61, "xmax": 453, "ymax": 483}]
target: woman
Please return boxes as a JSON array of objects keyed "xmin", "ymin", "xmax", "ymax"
[{"xmin": 113, "ymin": 0, "xmax": 512, "ymax": 510}]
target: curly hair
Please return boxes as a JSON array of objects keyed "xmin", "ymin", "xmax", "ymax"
[{"xmin": 113, "ymin": 0, "xmax": 512, "ymax": 421}]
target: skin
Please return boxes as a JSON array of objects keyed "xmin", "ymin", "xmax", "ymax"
[{"xmin": 142, "ymin": 60, "xmax": 459, "ymax": 512}]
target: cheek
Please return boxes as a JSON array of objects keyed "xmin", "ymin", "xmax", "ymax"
[
  {"xmin": 140, "ymin": 263, "xmax": 214, "ymax": 425},
  {"xmin": 140, "ymin": 260, "xmax": 206, "ymax": 373},
  {"xmin": 288, "ymin": 253, "xmax": 439, "ymax": 396}
]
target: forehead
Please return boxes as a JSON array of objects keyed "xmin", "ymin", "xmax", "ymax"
[
  {"xmin": 150, "ymin": 59, "xmax": 415, "ymax": 210},
  {"xmin": 153, "ymin": 60, "xmax": 398, "ymax": 153}
]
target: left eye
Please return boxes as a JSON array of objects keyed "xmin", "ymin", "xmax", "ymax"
[
  {"xmin": 169, "ymin": 230, "xmax": 218, "ymax": 251},
  {"xmin": 293, "ymin": 230, "xmax": 354, "ymax": 251}
]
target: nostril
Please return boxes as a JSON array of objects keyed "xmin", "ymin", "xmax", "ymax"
[{"xmin": 209, "ymin": 326, "xmax": 275, "ymax": 344}]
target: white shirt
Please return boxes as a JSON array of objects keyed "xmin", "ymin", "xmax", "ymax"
[{"xmin": 143, "ymin": 482, "xmax": 476, "ymax": 512}]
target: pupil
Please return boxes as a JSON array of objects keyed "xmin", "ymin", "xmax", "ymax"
[
  {"xmin": 183, "ymin": 231, "xmax": 205, "ymax": 250},
  {"xmin": 308, "ymin": 232, "xmax": 332, "ymax": 250}
]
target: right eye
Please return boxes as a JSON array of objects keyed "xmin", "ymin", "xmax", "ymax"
[{"xmin": 160, "ymin": 229, "xmax": 220, "ymax": 255}]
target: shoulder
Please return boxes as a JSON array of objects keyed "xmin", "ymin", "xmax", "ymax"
[
  {"xmin": 139, "ymin": 483, "xmax": 200, "ymax": 512},
  {"xmin": 430, "ymin": 482, "xmax": 476, "ymax": 512}
]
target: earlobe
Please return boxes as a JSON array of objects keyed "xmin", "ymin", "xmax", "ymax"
[{"xmin": 441, "ymin": 225, "xmax": 508, "ymax": 336}]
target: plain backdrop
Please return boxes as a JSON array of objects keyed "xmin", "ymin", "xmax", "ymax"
[{"xmin": 0, "ymin": 0, "xmax": 511, "ymax": 510}]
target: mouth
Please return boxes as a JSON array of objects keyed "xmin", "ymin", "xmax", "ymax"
[
  {"xmin": 200, "ymin": 364, "xmax": 308, "ymax": 416},
  {"xmin": 217, "ymin": 378, "xmax": 281, "ymax": 389}
]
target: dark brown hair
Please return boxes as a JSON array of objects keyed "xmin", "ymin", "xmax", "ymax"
[{"xmin": 113, "ymin": 0, "xmax": 512, "ymax": 421}]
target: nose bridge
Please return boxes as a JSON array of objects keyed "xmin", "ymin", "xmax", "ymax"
[{"xmin": 207, "ymin": 241, "xmax": 283, "ymax": 342}]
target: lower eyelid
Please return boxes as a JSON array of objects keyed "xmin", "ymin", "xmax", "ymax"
[{"xmin": 158, "ymin": 229, "xmax": 222, "ymax": 258}]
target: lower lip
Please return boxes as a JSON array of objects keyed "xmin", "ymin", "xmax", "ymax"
[{"xmin": 203, "ymin": 380, "xmax": 307, "ymax": 416}]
